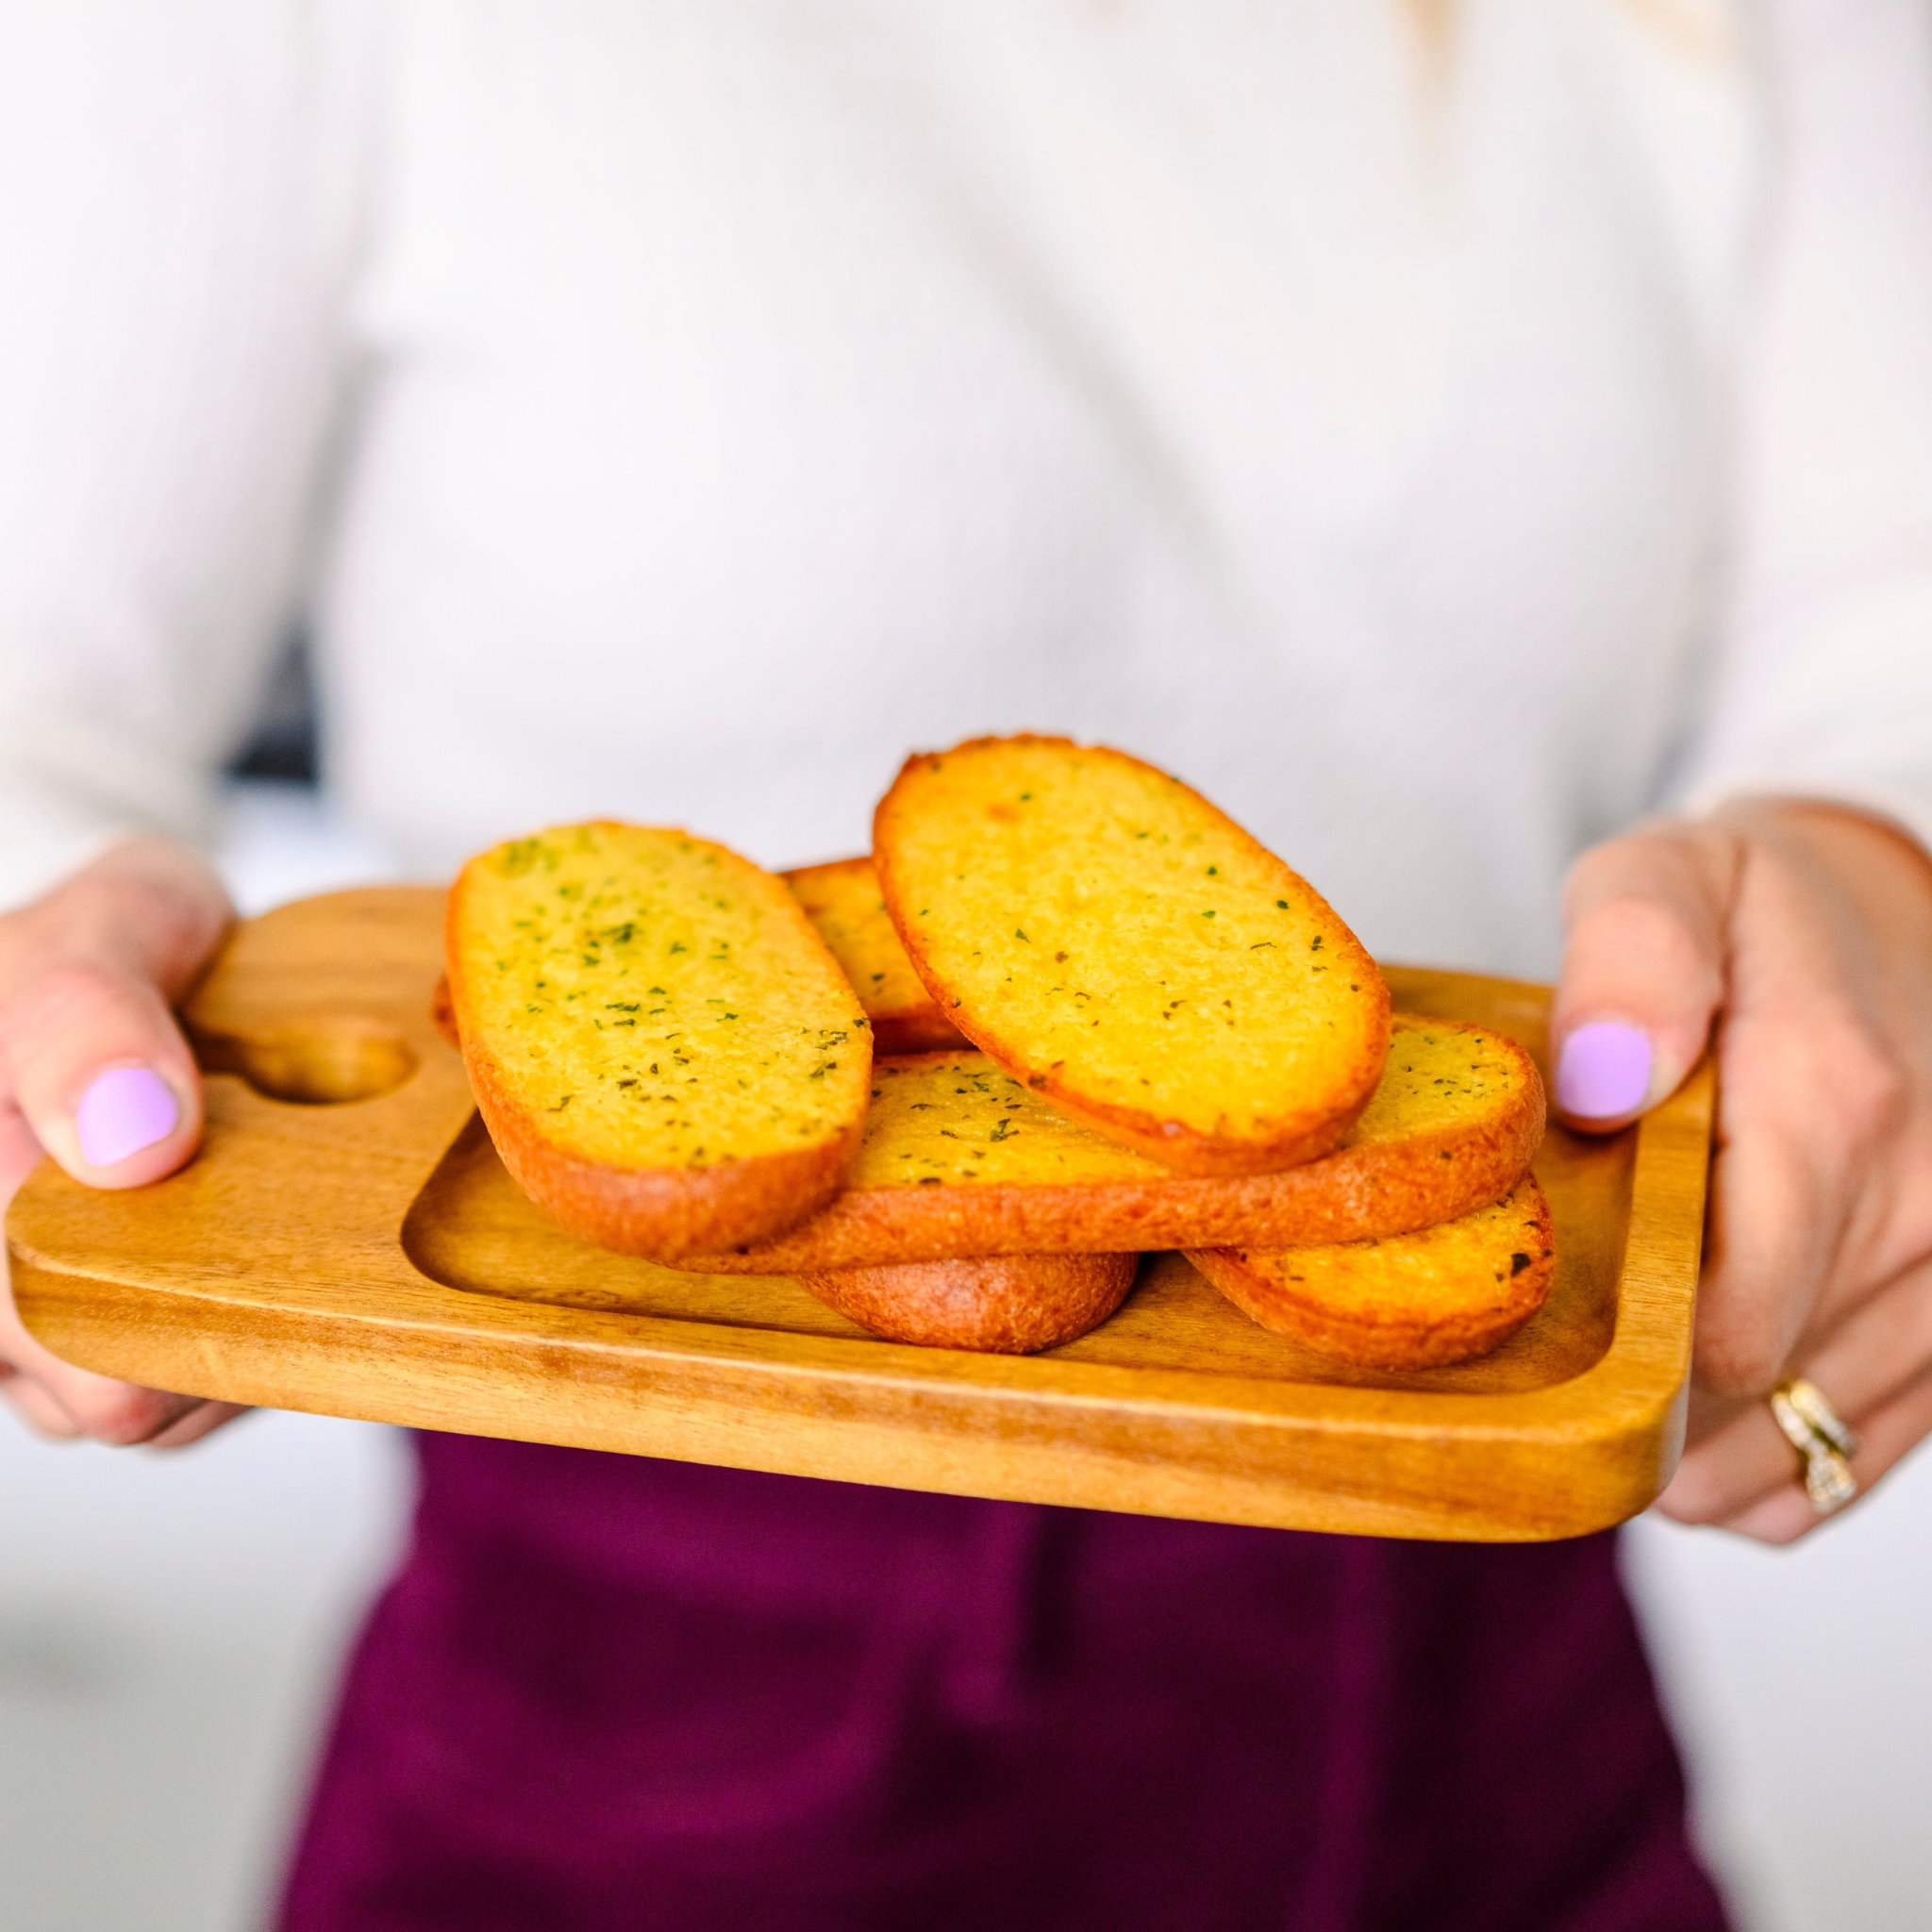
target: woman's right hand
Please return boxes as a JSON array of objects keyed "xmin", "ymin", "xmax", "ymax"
[{"xmin": 0, "ymin": 837, "xmax": 249, "ymax": 1446}]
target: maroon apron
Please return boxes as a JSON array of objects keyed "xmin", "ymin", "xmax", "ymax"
[{"xmin": 279, "ymin": 1434, "xmax": 1727, "ymax": 1931}]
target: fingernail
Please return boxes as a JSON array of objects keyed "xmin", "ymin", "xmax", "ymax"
[
  {"xmin": 1554, "ymin": 1022, "xmax": 1653, "ymax": 1119},
  {"xmin": 75, "ymin": 1067, "xmax": 179, "ymax": 1168}
]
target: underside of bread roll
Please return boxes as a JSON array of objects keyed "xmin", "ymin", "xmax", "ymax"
[{"xmin": 800, "ymin": 1251, "xmax": 1140, "ymax": 1354}]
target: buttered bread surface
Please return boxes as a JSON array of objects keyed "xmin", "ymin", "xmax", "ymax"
[
  {"xmin": 1345, "ymin": 1015, "xmax": 1532, "ymax": 1150},
  {"xmin": 783, "ymin": 856, "xmax": 963, "ymax": 1052},
  {"xmin": 875, "ymin": 737, "xmax": 1390, "ymax": 1174},
  {"xmin": 678, "ymin": 1017, "xmax": 1543, "ymax": 1270},
  {"xmin": 451, "ymin": 824, "xmax": 870, "ymax": 1171},
  {"xmin": 851, "ymin": 1020, "xmax": 1532, "ymax": 1191}
]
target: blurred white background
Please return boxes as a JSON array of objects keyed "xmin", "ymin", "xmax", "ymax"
[{"xmin": 2, "ymin": 778, "xmax": 1929, "ymax": 1930}]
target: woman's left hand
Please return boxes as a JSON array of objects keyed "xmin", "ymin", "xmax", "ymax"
[{"xmin": 1551, "ymin": 797, "xmax": 1932, "ymax": 1542}]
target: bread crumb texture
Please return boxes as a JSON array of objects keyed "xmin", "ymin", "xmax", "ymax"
[
  {"xmin": 451, "ymin": 824, "xmax": 870, "ymax": 1172},
  {"xmin": 1190, "ymin": 1174, "xmax": 1557, "ymax": 1368},
  {"xmin": 855, "ymin": 1017, "xmax": 1521, "ymax": 1191},
  {"xmin": 782, "ymin": 857, "xmax": 963, "ymax": 1050},
  {"xmin": 1345, "ymin": 1016, "xmax": 1528, "ymax": 1148},
  {"xmin": 857, "ymin": 1054, "xmax": 1168, "ymax": 1187},
  {"xmin": 874, "ymin": 736, "xmax": 1389, "ymax": 1173}
]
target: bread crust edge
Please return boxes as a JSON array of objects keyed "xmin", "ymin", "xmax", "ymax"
[
  {"xmin": 680, "ymin": 1034, "xmax": 1545, "ymax": 1272},
  {"xmin": 1187, "ymin": 1175, "xmax": 1557, "ymax": 1369},
  {"xmin": 868, "ymin": 1009, "xmax": 971, "ymax": 1055}
]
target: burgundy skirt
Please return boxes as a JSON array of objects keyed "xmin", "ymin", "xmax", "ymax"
[{"xmin": 279, "ymin": 1435, "xmax": 1727, "ymax": 1931}]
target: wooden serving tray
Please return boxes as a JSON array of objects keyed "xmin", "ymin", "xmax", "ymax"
[{"xmin": 8, "ymin": 888, "xmax": 1712, "ymax": 1541}]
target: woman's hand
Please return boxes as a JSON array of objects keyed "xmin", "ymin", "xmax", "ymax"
[
  {"xmin": 1552, "ymin": 799, "xmax": 1932, "ymax": 1541},
  {"xmin": 0, "ymin": 837, "xmax": 248, "ymax": 1446}
]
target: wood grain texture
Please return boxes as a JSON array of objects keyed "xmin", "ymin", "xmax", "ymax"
[{"xmin": 6, "ymin": 888, "xmax": 1712, "ymax": 1541}]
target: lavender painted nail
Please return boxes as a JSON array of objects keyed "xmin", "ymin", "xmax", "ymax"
[
  {"xmin": 75, "ymin": 1067, "xmax": 179, "ymax": 1168},
  {"xmin": 1554, "ymin": 1022, "xmax": 1653, "ymax": 1120}
]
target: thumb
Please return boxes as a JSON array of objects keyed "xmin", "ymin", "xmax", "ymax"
[
  {"xmin": 0, "ymin": 840, "xmax": 226, "ymax": 1193},
  {"xmin": 0, "ymin": 841, "xmax": 236, "ymax": 1449},
  {"xmin": 0, "ymin": 961, "xmax": 206, "ymax": 1441},
  {"xmin": 1550, "ymin": 822, "xmax": 1739, "ymax": 1134},
  {"xmin": 2, "ymin": 958, "xmax": 203, "ymax": 1189}
]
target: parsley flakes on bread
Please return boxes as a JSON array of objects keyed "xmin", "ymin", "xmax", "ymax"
[
  {"xmin": 448, "ymin": 742, "xmax": 1550, "ymax": 1369},
  {"xmin": 874, "ymin": 736, "xmax": 1390, "ymax": 1176},
  {"xmin": 446, "ymin": 822, "xmax": 870, "ymax": 1259}
]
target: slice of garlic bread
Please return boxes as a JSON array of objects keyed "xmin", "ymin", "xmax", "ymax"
[
  {"xmin": 874, "ymin": 736, "xmax": 1390, "ymax": 1175},
  {"xmin": 447, "ymin": 822, "xmax": 871, "ymax": 1257},
  {"xmin": 1188, "ymin": 1174, "xmax": 1556, "ymax": 1369},
  {"xmin": 680, "ymin": 1015, "xmax": 1542, "ymax": 1271},
  {"xmin": 799, "ymin": 1252, "xmax": 1138, "ymax": 1354},
  {"xmin": 782, "ymin": 857, "xmax": 965, "ymax": 1053}
]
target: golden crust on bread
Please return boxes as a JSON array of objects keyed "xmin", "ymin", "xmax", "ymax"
[
  {"xmin": 1188, "ymin": 1174, "xmax": 1556, "ymax": 1368},
  {"xmin": 678, "ymin": 1015, "xmax": 1543, "ymax": 1271},
  {"xmin": 874, "ymin": 735, "xmax": 1391, "ymax": 1176},
  {"xmin": 800, "ymin": 1252, "xmax": 1138, "ymax": 1354},
  {"xmin": 782, "ymin": 857, "xmax": 966, "ymax": 1053},
  {"xmin": 447, "ymin": 822, "xmax": 871, "ymax": 1258}
]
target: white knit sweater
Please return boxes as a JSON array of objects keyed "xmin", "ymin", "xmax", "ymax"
[{"xmin": 4, "ymin": 0, "xmax": 1931, "ymax": 974}]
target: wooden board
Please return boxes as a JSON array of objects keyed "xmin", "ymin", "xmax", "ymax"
[{"xmin": 7, "ymin": 888, "xmax": 1712, "ymax": 1541}]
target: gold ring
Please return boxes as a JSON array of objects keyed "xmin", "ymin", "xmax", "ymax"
[{"xmin": 1770, "ymin": 1377, "xmax": 1859, "ymax": 1515}]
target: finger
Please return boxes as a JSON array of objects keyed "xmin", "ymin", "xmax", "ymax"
[
  {"xmin": 0, "ymin": 959, "xmax": 202, "ymax": 1188},
  {"xmin": 1, "ymin": 1365, "xmax": 85, "ymax": 1441},
  {"xmin": 2, "ymin": 1356, "xmax": 206, "ymax": 1444},
  {"xmin": 0, "ymin": 1098, "xmax": 41, "ymax": 1184},
  {"xmin": 145, "ymin": 1400, "xmax": 251, "ymax": 1450},
  {"xmin": 0, "ymin": 1340, "xmax": 207, "ymax": 1444},
  {"xmin": 0, "ymin": 1253, "xmax": 210, "ymax": 1445},
  {"xmin": 1657, "ymin": 1263, "xmax": 1932, "ymax": 1524},
  {"xmin": 1677, "ymin": 1367, "xmax": 1932, "ymax": 1546},
  {"xmin": 1550, "ymin": 823, "xmax": 1739, "ymax": 1131},
  {"xmin": 1690, "ymin": 843, "xmax": 1917, "ymax": 1396}
]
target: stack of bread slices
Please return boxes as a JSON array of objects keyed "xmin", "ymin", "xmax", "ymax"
[{"xmin": 441, "ymin": 737, "xmax": 1552, "ymax": 1365}]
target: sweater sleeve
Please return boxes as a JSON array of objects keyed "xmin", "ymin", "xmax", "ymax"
[
  {"xmin": 1675, "ymin": 0, "xmax": 1932, "ymax": 845},
  {"xmin": 0, "ymin": 0, "xmax": 372, "ymax": 909}
]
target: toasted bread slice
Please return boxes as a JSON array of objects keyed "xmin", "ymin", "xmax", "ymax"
[
  {"xmin": 782, "ymin": 857, "xmax": 966, "ymax": 1053},
  {"xmin": 1188, "ymin": 1174, "xmax": 1556, "ymax": 1369},
  {"xmin": 874, "ymin": 736, "xmax": 1391, "ymax": 1176},
  {"xmin": 800, "ymin": 1251, "xmax": 1139, "ymax": 1354},
  {"xmin": 447, "ymin": 822, "xmax": 871, "ymax": 1258},
  {"xmin": 680, "ymin": 1015, "xmax": 1542, "ymax": 1271}
]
